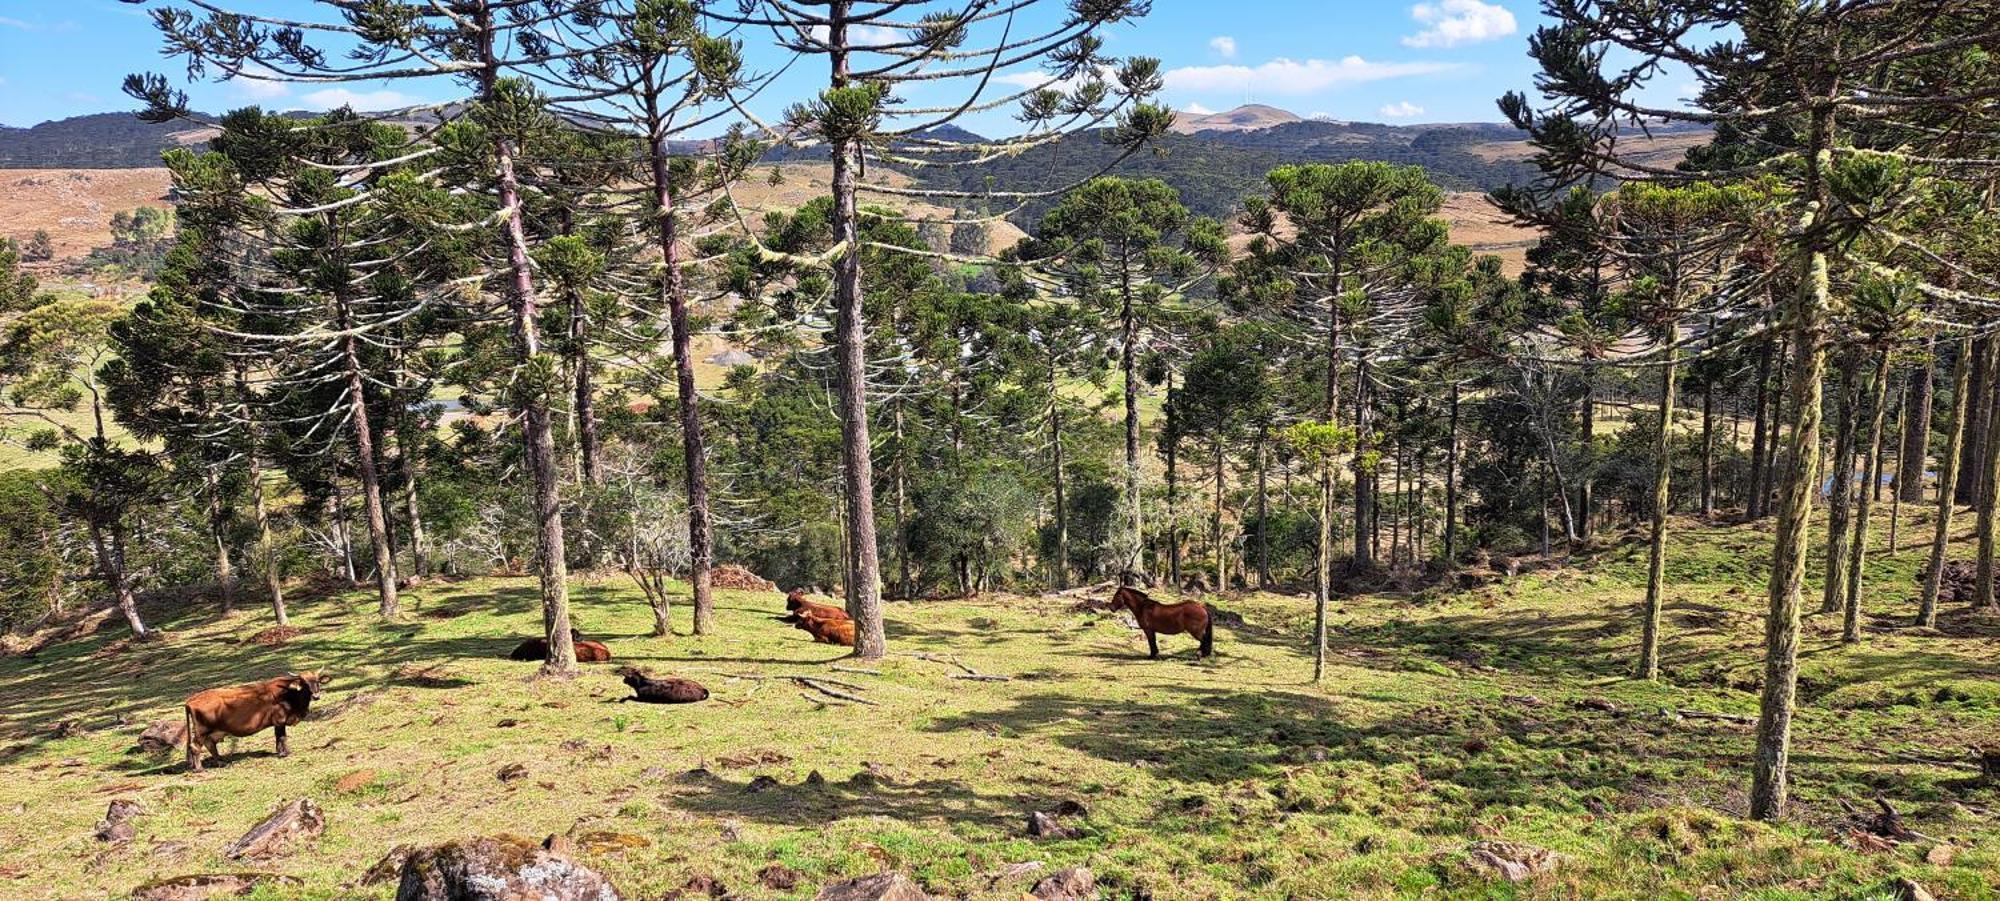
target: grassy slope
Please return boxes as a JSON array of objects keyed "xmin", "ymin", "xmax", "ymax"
[{"xmin": 0, "ymin": 514, "xmax": 1997, "ymax": 899}]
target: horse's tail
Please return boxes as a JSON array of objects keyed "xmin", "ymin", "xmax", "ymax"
[{"xmin": 1200, "ymin": 612, "xmax": 1215, "ymax": 657}]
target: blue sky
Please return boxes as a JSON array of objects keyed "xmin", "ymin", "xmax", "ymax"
[{"xmin": 0, "ymin": 1, "xmax": 1567, "ymax": 132}]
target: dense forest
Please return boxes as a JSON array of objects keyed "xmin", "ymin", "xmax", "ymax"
[{"xmin": 3, "ymin": 0, "xmax": 2000, "ymax": 898}]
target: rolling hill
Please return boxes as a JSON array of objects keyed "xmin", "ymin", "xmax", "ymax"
[{"xmin": 3, "ymin": 103, "xmax": 1711, "ymax": 276}]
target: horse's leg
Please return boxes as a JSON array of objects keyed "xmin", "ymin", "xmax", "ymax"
[{"xmin": 1146, "ymin": 630, "xmax": 1159, "ymax": 659}]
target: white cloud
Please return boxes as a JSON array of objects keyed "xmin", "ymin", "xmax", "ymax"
[
  {"xmin": 1184, "ymin": 102, "xmax": 1215, "ymax": 116},
  {"xmin": 233, "ymin": 79, "xmax": 290, "ymax": 101},
  {"xmin": 300, "ymin": 88, "xmax": 423, "ymax": 111},
  {"xmin": 805, "ymin": 23, "xmax": 903, "ymax": 47},
  {"xmin": 1402, "ymin": 0, "xmax": 1516, "ymax": 49},
  {"xmin": 1379, "ymin": 101, "xmax": 1425, "ymax": 118},
  {"xmin": 1164, "ymin": 56, "xmax": 1458, "ymax": 96},
  {"xmin": 1208, "ymin": 36, "xmax": 1237, "ymax": 59}
]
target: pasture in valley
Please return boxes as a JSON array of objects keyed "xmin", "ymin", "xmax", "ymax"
[
  {"xmin": 1, "ymin": 515, "xmax": 1996, "ymax": 898},
  {"xmin": 6, "ymin": 1, "xmax": 2000, "ymax": 898}
]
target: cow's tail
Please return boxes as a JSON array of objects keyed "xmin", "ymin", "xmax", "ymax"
[
  {"xmin": 1200, "ymin": 613, "xmax": 1215, "ymax": 658},
  {"xmin": 182, "ymin": 704, "xmax": 195, "ymax": 768}
]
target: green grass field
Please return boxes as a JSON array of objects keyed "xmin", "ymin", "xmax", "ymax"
[{"xmin": 0, "ymin": 513, "xmax": 1996, "ymax": 899}]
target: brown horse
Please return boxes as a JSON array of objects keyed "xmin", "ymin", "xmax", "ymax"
[{"xmin": 1111, "ymin": 585, "xmax": 1214, "ymax": 659}]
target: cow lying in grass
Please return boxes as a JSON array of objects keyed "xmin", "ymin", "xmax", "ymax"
[
  {"xmin": 781, "ymin": 588, "xmax": 849, "ymax": 624},
  {"xmin": 509, "ymin": 629, "xmax": 612, "ymax": 662},
  {"xmin": 789, "ymin": 608, "xmax": 856, "ymax": 647},
  {"xmin": 183, "ymin": 671, "xmax": 326, "ymax": 772},
  {"xmin": 619, "ymin": 667, "xmax": 708, "ymax": 703}
]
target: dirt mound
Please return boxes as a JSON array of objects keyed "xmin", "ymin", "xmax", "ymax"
[
  {"xmin": 243, "ymin": 626, "xmax": 301, "ymax": 646},
  {"xmin": 710, "ymin": 564, "xmax": 777, "ymax": 591}
]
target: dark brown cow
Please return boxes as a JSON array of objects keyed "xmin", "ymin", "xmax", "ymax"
[
  {"xmin": 789, "ymin": 608, "xmax": 857, "ymax": 647},
  {"xmin": 619, "ymin": 667, "xmax": 708, "ymax": 703},
  {"xmin": 183, "ymin": 671, "xmax": 327, "ymax": 772},
  {"xmin": 782, "ymin": 588, "xmax": 850, "ymax": 624},
  {"xmin": 508, "ymin": 629, "xmax": 584, "ymax": 661}
]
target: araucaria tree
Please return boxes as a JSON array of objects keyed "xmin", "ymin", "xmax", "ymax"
[
  {"xmin": 132, "ymin": 0, "xmax": 602, "ymax": 671},
  {"xmin": 1507, "ymin": 0, "xmax": 2000, "ymax": 819},
  {"xmin": 1020, "ymin": 177, "xmax": 1224, "ymax": 584},
  {"xmin": 721, "ymin": 0, "xmax": 1168, "ymax": 655}
]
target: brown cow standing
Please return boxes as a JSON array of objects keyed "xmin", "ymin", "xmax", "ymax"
[{"xmin": 183, "ymin": 671, "xmax": 326, "ymax": 772}]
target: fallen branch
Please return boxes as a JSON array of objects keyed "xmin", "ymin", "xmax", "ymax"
[
  {"xmin": 794, "ymin": 677, "xmax": 878, "ymax": 706},
  {"xmin": 904, "ymin": 652, "xmax": 1010, "ymax": 680},
  {"xmin": 799, "ymin": 691, "xmax": 840, "ymax": 708},
  {"xmin": 691, "ymin": 669, "xmax": 881, "ymax": 704},
  {"xmin": 830, "ymin": 665, "xmax": 883, "ymax": 676},
  {"xmin": 1675, "ymin": 708, "xmax": 1755, "ymax": 725}
]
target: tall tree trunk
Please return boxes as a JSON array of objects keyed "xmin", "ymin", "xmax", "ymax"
[
  {"xmin": 1119, "ymin": 263, "xmax": 1144, "ymax": 584},
  {"xmin": 1639, "ymin": 324, "xmax": 1679, "ymax": 680},
  {"xmin": 236, "ymin": 365, "xmax": 284, "ymax": 624},
  {"xmin": 1313, "ymin": 455, "xmax": 1331, "ymax": 682},
  {"xmin": 480, "ymin": 7, "xmax": 572, "ymax": 673},
  {"xmin": 1700, "ymin": 379, "xmax": 1715, "ymax": 518},
  {"xmin": 827, "ymin": 9, "xmax": 885, "ymax": 656},
  {"xmin": 1762, "ymin": 338, "xmax": 1788, "ymax": 517},
  {"xmin": 88, "ymin": 521, "xmax": 148, "ymax": 637},
  {"xmin": 569, "ymin": 292, "xmax": 601, "ymax": 488},
  {"xmin": 204, "ymin": 466, "xmax": 235, "ymax": 614},
  {"xmin": 249, "ymin": 442, "xmax": 284, "ymax": 624},
  {"xmin": 1254, "ymin": 430, "xmax": 1270, "ymax": 589},
  {"xmin": 1049, "ymin": 382, "xmax": 1068, "ymax": 590},
  {"xmin": 1212, "ymin": 438, "xmax": 1227, "ymax": 591},
  {"xmin": 401, "ymin": 424, "xmax": 429, "ymax": 579},
  {"xmin": 1748, "ymin": 336, "xmax": 1774, "ymax": 518},
  {"xmin": 893, "ymin": 404, "xmax": 912, "ymax": 599},
  {"xmin": 1445, "ymin": 381, "xmax": 1461, "ymax": 566},
  {"xmin": 1750, "ymin": 175, "xmax": 1832, "ymax": 821},
  {"xmin": 342, "ymin": 333, "xmax": 399, "ymax": 619},
  {"xmin": 332, "ymin": 479, "xmax": 357, "ymax": 587},
  {"xmin": 1819, "ymin": 354, "xmax": 1863, "ymax": 616},
  {"xmin": 1976, "ymin": 340, "xmax": 2000, "ymax": 610},
  {"xmin": 1353, "ymin": 358, "xmax": 1374, "ymax": 569},
  {"xmin": 1958, "ymin": 337, "xmax": 1991, "ymax": 505},
  {"xmin": 1898, "ymin": 342, "xmax": 1936, "ymax": 502},
  {"xmin": 1165, "ymin": 383, "xmax": 1181, "ymax": 588},
  {"xmin": 1843, "ymin": 349, "xmax": 1892, "ymax": 643},
  {"xmin": 1919, "ymin": 337, "xmax": 1973, "ymax": 626},
  {"xmin": 644, "ymin": 97, "xmax": 714, "ymax": 636},
  {"xmin": 1577, "ymin": 374, "xmax": 1595, "ymax": 540}
]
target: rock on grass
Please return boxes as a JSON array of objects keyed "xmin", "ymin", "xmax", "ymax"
[
  {"xmin": 131, "ymin": 873, "xmax": 298, "ymax": 900},
  {"xmin": 393, "ymin": 834, "xmax": 621, "ymax": 900},
  {"xmin": 1031, "ymin": 866, "xmax": 1097, "ymax": 900},
  {"xmin": 1461, "ymin": 840, "xmax": 1562, "ymax": 882},
  {"xmin": 815, "ymin": 872, "xmax": 932, "ymax": 900},
  {"xmin": 223, "ymin": 798, "xmax": 324, "ymax": 861}
]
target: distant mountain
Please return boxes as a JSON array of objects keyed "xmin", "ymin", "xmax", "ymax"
[
  {"xmin": 0, "ymin": 113, "xmax": 217, "ymax": 168},
  {"xmin": 3, "ymin": 104, "xmax": 1710, "ymax": 232},
  {"xmin": 1170, "ymin": 103, "xmax": 1303, "ymax": 134},
  {"xmin": 911, "ymin": 106, "xmax": 1711, "ymax": 226}
]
